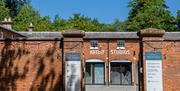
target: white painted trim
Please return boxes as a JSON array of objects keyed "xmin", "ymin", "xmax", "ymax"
[
  {"xmin": 90, "ymin": 47, "xmax": 98, "ymax": 49},
  {"xmin": 117, "ymin": 47, "xmax": 125, "ymax": 50},
  {"xmin": 111, "ymin": 59, "xmax": 131, "ymax": 63},
  {"xmin": 86, "ymin": 59, "xmax": 104, "ymax": 63}
]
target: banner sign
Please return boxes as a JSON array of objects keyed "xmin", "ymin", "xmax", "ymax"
[
  {"xmin": 66, "ymin": 53, "xmax": 81, "ymax": 61},
  {"xmin": 145, "ymin": 52, "xmax": 163, "ymax": 91},
  {"xmin": 65, "ymin": 53, "xmax": 81, "ymax": 91},
  {"xmin": 145, "ymin": 52, "xmax": 162, "ymax": 60}
]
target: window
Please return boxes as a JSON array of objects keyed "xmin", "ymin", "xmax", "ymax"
[
  {"xmin": 117, "ymin": 40, "xmax": 125, "ymax": 49},
  {"xmin": 110, "ymin": 62, "xmax": 132, "ymax": 85},
  {"xmin": 90, "ymin": 40, "xmax": 98, "ymax": 49},
  {"xmin": 85, "ymin": 63, "xmax": 105, "ymax": 84}
]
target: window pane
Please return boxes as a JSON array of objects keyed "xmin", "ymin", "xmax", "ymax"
[
  {"xmin": 110, "ymin": 63, "xmax": 132, "ymax": 85},
  {"xmin": 121, "ymin": 63, "xmax": 131, "ymax": 85},
  {"xmin": 117, "ymin": 41, "xmax": 125, "ymax": 48},
  {"xmin": 85, "ymin": 64, "xmax": 92, "ymax": 84},
  {"xmin": 110, "ymin": 63, "xmax": 121, "ymax": 84},
  {"xmin": 91, "ymin": 41, "xmax": 98, "ymax": 48},
  {"xmin": 94, "ymin": 64, "xmax": 104, "ymax": 84}
]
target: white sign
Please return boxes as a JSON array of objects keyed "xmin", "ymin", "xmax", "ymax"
[
  {"xmin": 110, "ymin": 50, "xmax": 130, "ymax": 55},
  {"xmin": 146, "ymin": 60, "xmax": 163, "ymax": 91},
  {"xmin": 65, "ymin": 53, "xmax": 81, "ymax": 91},
  {"xmin": 89, "ymin": 50, "xmax": 131, "ymax": 55},
  {"xmin": 65, "ymin": 61, "xmax": 81, "ymax": 91},
  {"xmin": 90, "ymin": 50, "xmax": 105, "ymax": 54}
]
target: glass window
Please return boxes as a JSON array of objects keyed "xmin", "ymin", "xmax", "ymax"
[
  {"xmin": 110, "ymin": 62, "xmax": 132, "ymax": 85},
  {"xmin": 90, "ymin": 40, "xmax": 98, "ymax": 49},
  {"xmin": 85, "ymin": 64, "xmax": 93, "ymax": 84},
  {"xmin": 85, "ymin": 63, "xmax": 105, "ymax": 84},
  {"xmin": 117, "ymin": 40, "xmax": 125, "ymax": 49}
]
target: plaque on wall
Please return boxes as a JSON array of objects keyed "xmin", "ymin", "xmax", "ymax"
[
  {"xmin": 145, "ymin": 52, "xmax": 163, "ymax": 91},
  {"xmin": 65, "ymin": 53, "xmax": 81, "ymax": 91}
]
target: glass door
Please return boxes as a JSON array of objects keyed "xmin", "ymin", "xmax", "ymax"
[
  {"xmin": 85, "ymin": 63, "xmax": 105, "ymax": 85},
  {"xmin": 94, "ymin": 64, "xmax": 105, "ymax": 84}
]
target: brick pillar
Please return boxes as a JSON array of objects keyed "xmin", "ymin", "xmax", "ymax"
[
  {"xmin": 62, "ymin": 29, "xmax": 85, "ymax": 91},
  {"xmin": 139, "ymin": 28, "xmax": 165, "ymax": 91}
]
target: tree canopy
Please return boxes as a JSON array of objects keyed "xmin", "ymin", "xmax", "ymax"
[
  {"xmin": 13, "ymin": 5, "xmax": 52, "ymax": 31},
  {"xmin": 177, "ymin": 10, "xmax": 180, "ymax": 31},
  {"xmin": 5, "ymin": 0, "xmax": 31, "ymax": 17},
  {"xmin": 0, "ymin": 0, "xmax": 179, "ymax": 32},
  {"xmin": 0, "ymin": 0, "xmax": 9, "ymax": 21},
  {"xmin": 125, "ymin": 0, "xmax": 177, "ymax": 31}
]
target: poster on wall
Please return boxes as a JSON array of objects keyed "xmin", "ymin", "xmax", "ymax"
[
  {"xmin": 65, "ymin": 53, "xmax": 81, "ymax": 91},
  {"xmin": 145, "ymin": 52, "xmax": 163, "ymax": 91}
]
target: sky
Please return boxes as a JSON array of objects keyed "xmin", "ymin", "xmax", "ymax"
[{"xmin": 31, "ymin": 0, "xmax": 180, "ymax": 24}]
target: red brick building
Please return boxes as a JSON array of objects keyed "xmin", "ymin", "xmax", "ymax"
[{"xmin": 0, "ymin": 19, "xmax": 180, "ymax": 91}]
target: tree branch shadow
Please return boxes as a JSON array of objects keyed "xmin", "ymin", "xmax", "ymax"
[{"xmin": 0, "ymin": 41, "xmax": 63, "ymax": 91}]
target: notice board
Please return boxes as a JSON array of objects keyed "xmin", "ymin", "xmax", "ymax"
[
  {"xmin": 145, "ymin": 52, "xmax": 163, "ymax": 91},
  {"xmin": 65, "ymin": 53, "xmax": 81, "ymax": 91}
]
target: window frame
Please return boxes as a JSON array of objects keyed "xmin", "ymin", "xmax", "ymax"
[
  {"xmin": 90, "ymin": 40, "xmax": 98, "ymax": 49},
  {"xmin": 85, "ymin": 62, "xmax": 105, "ymax": 85},
  {"xmin": 117, "ymin": 40, "xmax": 125, "ymax": 49}
]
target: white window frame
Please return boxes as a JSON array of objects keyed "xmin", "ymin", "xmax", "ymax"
[
  {"xmin": 117, "ymin": 40, "xmax": 125, "ymax": 49},
  {"xmin": 90, "ymin": 40, "xmax": 98, "ymax": 49}
]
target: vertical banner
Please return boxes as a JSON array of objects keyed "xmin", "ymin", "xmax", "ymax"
[
  {"xmin": 65, "ymin": 53, "xmax": 81, "ymax": 91},
  {"xmin": 145, "ymin": 52, "xmax": 163, "ymax": 91}
]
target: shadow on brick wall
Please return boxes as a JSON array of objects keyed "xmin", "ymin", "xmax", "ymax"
[{"xmin": 0, "ymin": 41, "xmax": 63, "ymax": 91}]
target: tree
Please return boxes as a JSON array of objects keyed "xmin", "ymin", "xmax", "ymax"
[
  {"xmin": 5, "ymin": 0, "xmax": 31, "ymax": 17},
  {"xmin": 52, "ymin": 15, "xmax": 68, "ymax": 31},
  {"xmin": 36, "ymin": 16, "xmax": 53, "ymax": 31},
  {"xmin": 125, "ymin": 0, "xmax": 176, "ymax": 31},
  {"xmin": 0, "ymin": 0, "xmax": 9, "ymax": 21},
  {"xmin": 13, "ymin": 5, "xmax": 40, "ymax": 31},
  {"xmin": 66, "ymin": 13, "xmax": 102, "ymax": 32},
  {"xmin": 13, "ymin": 5, "xmax": 52, "ymax": 31},
  {"xmin": 177, "ymin": 10, "xmax": 180, "ymax": 31}
]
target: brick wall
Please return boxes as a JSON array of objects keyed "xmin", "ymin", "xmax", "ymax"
[
  {"xmin": 0, "ymin": 41, "xmax": 63, "ymax": 91},
  {"xmin": 140, "ymin": 28, "xmax": 180, "ymax": 91},
  {"xmin": 0, "ymin": 28, "xmax": 179, "ymax": 91},
  {"xmin": 162, "ymin": 41, "xmax": 180, "ymax": 91},
  {"xmin": 83, "ymin": 39, "xmax": 140, "ymax": 86}
]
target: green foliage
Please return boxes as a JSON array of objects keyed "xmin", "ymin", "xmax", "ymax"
[
  {"xmin": 125, "ymin": 0, "xmax": 176, "ymax": 31},
  {"xmin": 52, "ymin": 13, "xmax": 103, "ymax": 32},
  {"xmin": 13, "ymin": 5, "xmax": 52, "ymax": 31},
  {"xmin": 177, "ymin": 10, "xmax": 180, "ymax": 31},
  {"xmin": 0, "ymin": 0, "xmax": 178, "ymax": 32},
  {"xmin": 66, "ymin": 13, "xmax": 102, "ymax": 32},
  {"xmin": 101, "ymin": 19, "xmax": 124, "ymax": 32},
  {"xmin": 36, "ymin": 16, "xmax": 52, "ymax": 31},
  {"xmin": 52, "ymin": 15, "xmax": 68, "ymax": 31},
  {"xmin": 5, "ymin": 0, "xmax": 31, "ymax": 17},
  {"xmin": 0, "ymin": 0, "xmax": 9, "ymax": 21}
]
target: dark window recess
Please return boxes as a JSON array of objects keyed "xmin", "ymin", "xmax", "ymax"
[
  {"xmin": 85, "ymin": 63, "xmax": 105, "ymax": 85},
  {"xmin": 110, "ymin": 62, "xmax": 132, "ymax": 85},
  {"xmin": 90, "ymin": 41, "xmax": 98, "ymax": 48},
  {"xmin": 117, "ymin": 41, "xmax": 125, "ymax": 48}
]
